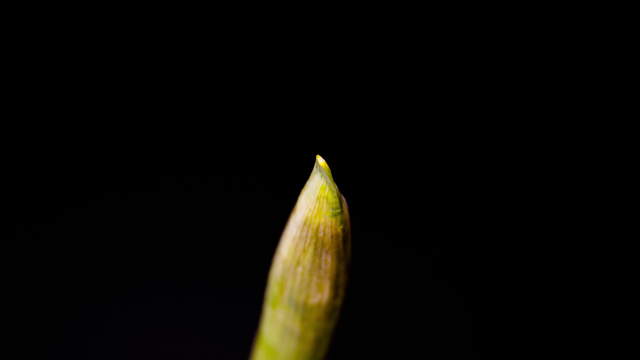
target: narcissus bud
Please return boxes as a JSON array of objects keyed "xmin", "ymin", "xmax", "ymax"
[{"xmin": 251, "ymin": 155, "xmax": 351, "ymax": 360}]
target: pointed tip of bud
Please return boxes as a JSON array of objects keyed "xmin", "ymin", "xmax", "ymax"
[
  {"xmin": 314, "ymin": 154, "xmax": 335, "ymax": 183},
  {"xmin": 315, "ymin": 154, "xmax": 329, "ymax": 168}
]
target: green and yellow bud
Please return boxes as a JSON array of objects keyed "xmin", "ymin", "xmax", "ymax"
[{"xmin": 251, "ymin": 155, "xmax": 351, "ymax": 360}]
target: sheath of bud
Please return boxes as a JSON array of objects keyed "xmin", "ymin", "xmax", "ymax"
[{"xmin": 251, "ymin": 155, "xmax": 351, "ymax": 360}]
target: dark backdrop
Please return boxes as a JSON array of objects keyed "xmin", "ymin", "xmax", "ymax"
[
  {"xmin": 1, "ymin": 28, "xmax": 540, "ymax": 357},
  {"xmin": 4, "ymin": 136, "xmax": 529, "ymax": 359}
]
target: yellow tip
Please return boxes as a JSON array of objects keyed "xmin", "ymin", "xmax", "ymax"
[
  {"xmin": 314, "ymin": 154, "xmax": 335, "ymax": 183},
  {"xmin": 316, "ymin": 154, "xmax": 329, "ymax": 169}
]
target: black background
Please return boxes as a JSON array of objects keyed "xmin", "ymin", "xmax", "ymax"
[
  {"xmin": 4, "ymin": 137, "xmax": 530, "ymax": 359},
  {"xmin": 1, "ymin": 22, "xmax": 547, "ymax": 358}
]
